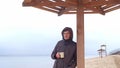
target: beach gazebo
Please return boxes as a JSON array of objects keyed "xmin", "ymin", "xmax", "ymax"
[{"xmin": 22, "ymin": 0, "xmax": 120, "ymax": 68}]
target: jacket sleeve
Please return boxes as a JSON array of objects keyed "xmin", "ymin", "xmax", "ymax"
[{"xmin": 51, "ymin": 41, "xmax": 60, "ymax": 59}]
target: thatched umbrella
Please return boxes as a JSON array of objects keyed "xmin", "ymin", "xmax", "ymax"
[{"xmin": 22, "ymin": 0, "xmax": 120, "ymax": 68}]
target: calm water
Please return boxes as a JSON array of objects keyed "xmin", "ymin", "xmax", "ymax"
[
  {"xmin": 0, "ymin": 55, "xmax": 97, "ymax": 68},
  {"xmin": 0, "ymin": 56, "xmax": 54, "ymax": 68}
]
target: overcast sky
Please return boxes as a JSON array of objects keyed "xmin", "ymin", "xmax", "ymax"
[{"xmin": 0, "ymin": 0, "xmax": 120, "ymax": 57}]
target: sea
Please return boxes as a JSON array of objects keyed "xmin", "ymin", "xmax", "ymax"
[
  {"xmin": 0, "ymin": 55, "xmax": 97, "ymax": 68},
  {"xmin": 0, "ymin": 56, "xmax": 54, "ymax": 68}
]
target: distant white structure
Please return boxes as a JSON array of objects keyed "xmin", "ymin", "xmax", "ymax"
[{"xmin": 97, "ymin": 44, "xmax": 107, "ymax": 58}]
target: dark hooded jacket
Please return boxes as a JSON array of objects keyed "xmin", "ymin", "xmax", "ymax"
[{"xmin": 51, "ymin": 27, "xmax": 77, "ymax": 68}]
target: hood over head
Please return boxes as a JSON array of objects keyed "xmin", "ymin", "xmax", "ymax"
[{"xmin": 61, "ymin": 27, "xmax": 73, "ymax": 41}]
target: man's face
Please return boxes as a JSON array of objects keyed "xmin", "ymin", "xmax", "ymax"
[{"xmin": 63, "ymin": 31, "xmax": 71, "ymax": 40}]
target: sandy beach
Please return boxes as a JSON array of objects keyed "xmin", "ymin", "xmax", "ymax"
[{"xmin": 85, "ymin": 55, "xmax": 120, "ymax": 68}]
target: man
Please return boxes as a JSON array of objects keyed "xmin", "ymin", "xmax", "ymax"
[{"xmin": 51, "ymin": 27, "xmax": 77, "ymax": 68}]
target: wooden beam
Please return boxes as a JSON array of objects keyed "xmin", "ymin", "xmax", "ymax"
[
  {"xmin": 63, "ymin": 11, "xmax": 100, "ymax": 14},
  {"xmin": 105, "ymin": 5, "xmax": 120, "ymax": 13},
  {"xmin": 24, "ymin": 0, "xmax": 32, "ymax": 3},
  {"xmin": 22, "ymin": 2, "xmax": 35, "ymax": 6},
  {"xmin": 65, "ymin": 0, "xmax": 77, "ymax": 5},
  {"xmin": 84, "ymin": 0, "xmax": 120, "ymax": 7},
  {"xmin": 102, "ymin": 4, "xmax": 116, "ymax": 9},
  {"xmin": 58, "ymin": 6, "xmax": 75, "ymax": 16},
  {"xmin": 77, "ymin": 0, "xmax": 85, "ymax": 68},
  {"xmin": 84, "ymin": 6, "xmax": 105, "ymax": 15},
  {"xmin": 34, "ymin": 6, "xmax": 58, "ymax": 13},
  {"xmin": 45, "ymin": 6, "xmax": 62, "ymax": 11},
  {"xmin": 95, "ymin": 6, "xmax": 105, "ymax": 15},
  {"xmin": 53, "ymin": 0, "xmax": 63, "ymax": 2},
  {"xmin": 22, "ymin": 0, "xmax": 43, "ymax": 6},
  {"xmin": 34, "ymin": 1, "xmax": 71, "ymax": 7},
  {"xmin": 22, "ymin": 0, "xmax": 77, "ymax": 7},
  {"xmin": 58, "ymin": 7, "xmax": 66, "ymax": 16}
]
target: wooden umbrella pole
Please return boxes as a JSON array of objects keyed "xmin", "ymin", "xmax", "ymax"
[{"xmin": 77, "ymin": 0, "xmax": 85, "ymax": 68}]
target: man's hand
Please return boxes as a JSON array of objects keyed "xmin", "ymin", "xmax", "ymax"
[{"xmin": 56, "ymin": 53, "xmax": 60, "ymax": 59}]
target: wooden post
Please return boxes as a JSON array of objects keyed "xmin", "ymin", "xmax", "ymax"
[{"xmin": 77, "ymin": 0, "xmax": 85, "ymax": 68}]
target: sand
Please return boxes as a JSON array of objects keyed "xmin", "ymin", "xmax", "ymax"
[{"xmin": 85, "ymin": 55, "xmax": 120, "ymax": 68}]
